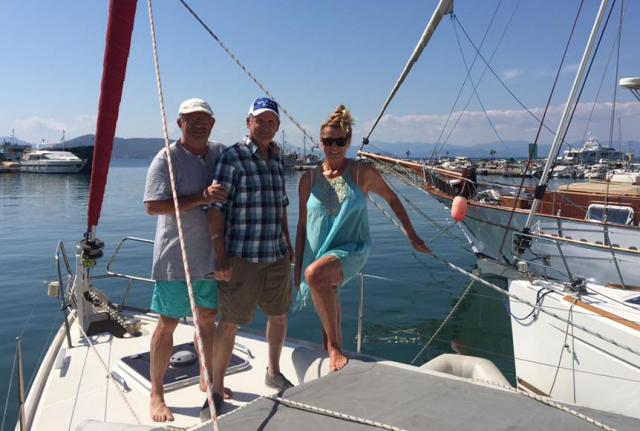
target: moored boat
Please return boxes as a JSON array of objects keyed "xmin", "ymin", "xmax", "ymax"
[{"xmin": 19, "ymin": 150, "xmax": 87, "ymax": 174}]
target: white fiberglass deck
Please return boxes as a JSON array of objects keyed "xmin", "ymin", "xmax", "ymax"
[
  {"xmin": 27, "ymin": 312, "xmax": 330, "ymax": 430},
  {"xmin": 24, "ymin": 310, "xmax": 640, "ymax": 431}
]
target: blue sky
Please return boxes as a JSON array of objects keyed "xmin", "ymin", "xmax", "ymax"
[{"xmin": 1, "ymin": 0, "xmax": 639, "ymax": 152}]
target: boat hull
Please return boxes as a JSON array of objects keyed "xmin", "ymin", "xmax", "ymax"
[
  {"xmin": 509, "ymin": 279, "xmax": 640, "ymax": 419},
  {"xmin": 433, "ymin": 194, "xmax": 640, "ymax": 286},
  {"xmin": 19, "ymin": 160, "xmax": 86, "ymax": 174}
]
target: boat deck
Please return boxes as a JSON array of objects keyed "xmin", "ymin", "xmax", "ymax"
[
  {"xmin": 25, "ymin": 311, "xmax": 640, "ymax": 430},
  {"xmin": 28, "ymin": 312, "xmax": 330, "ymax": 430}
]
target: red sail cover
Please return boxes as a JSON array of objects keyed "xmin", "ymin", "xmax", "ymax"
[{"xmin": 87, "ymin": 0, "xmax": 137, "ymax": 232}]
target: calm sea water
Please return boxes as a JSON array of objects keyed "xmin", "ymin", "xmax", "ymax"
[{"xmin": 0, "ymin": 160, "xmax": 517, "ymax": 427}]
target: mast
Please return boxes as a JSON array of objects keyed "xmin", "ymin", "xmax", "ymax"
[
  {"xmin": 523, "ymin": 0, "xmax": 610, "ymax": 231},
  {"xmin": 86, "ymin": 0, "xmax": 137, "ymax": 241}
]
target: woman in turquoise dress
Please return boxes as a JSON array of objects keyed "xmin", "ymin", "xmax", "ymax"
[{"xmin": 294, "ymin": 105, "xmax": 430, "ymax": 371}]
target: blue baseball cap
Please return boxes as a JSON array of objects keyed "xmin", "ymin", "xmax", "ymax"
[{"xmin": 248, "ymin": 97, "xmax": 279, "ymax": 118}]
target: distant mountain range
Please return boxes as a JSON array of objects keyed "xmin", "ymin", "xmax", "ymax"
[{"xmin": 4, "ymin": 134, "xmax": 639, "ymax": 160}]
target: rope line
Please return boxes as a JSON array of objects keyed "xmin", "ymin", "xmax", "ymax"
[
  {"xmin": 265, "ymin": 395, "xmax": 408, "ymax": 431},
  {"xmin": 364, "ymin": 0, "xmax": 454, "ymax": 145},
  {"xmin": 0, "ymin": 349, "xmax": 18, "ymax": 431},
  {"xmin": 75, "ymin": 321, "xmax": 141, "ymax": 424},
  {"xmin": 146, "ymin": 0, "xmax": 219, "ymax": 427},
  {"xmin": 366, "ymin": 194, "xmax": 640, "ymax": 358},
  {"xmin": 450, "ymin": 16, "xmax": 505, "ymax": 146},
  {"xmin": 410, "ymin": 279, "xmax": 475, "ymax": 364},
  {"xmin": 494, "ymin": 0, "xmax": 586, "ymax": 262},
  {"xmin": 451, "ymin": 15, "xmax": 579, "ymax": 148},
  {"xmin": 178, "ymin": 0, "xmax": 316, "ymax": 149},
  {"xmin": 469, "ymin": 376, "xmax": 618, "ymax": 431},
  {"xmin": 363, "ymin": 318, "xmax": 640, "ymax": 383},
  {"xmin": 430, "ymin": 0, "xmax": 507, "ymax": 159}
]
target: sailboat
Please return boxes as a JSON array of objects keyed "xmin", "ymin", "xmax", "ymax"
[
  {"xmin": 9, "ymin": 0, "xmax": 640, "ymax": 430},
  {"xmin": 359, "ymin": 0, "xmax": 640, "ymax": 419}
]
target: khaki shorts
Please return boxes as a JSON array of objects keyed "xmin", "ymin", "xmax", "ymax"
[{"xmin": 218, "ymin": 256, "xmax": 292, "ymax": 324}]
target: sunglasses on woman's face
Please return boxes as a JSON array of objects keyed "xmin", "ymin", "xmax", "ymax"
[{"xmin": 321, "ymin": 138, "xmax": 348, "ymax": 147}]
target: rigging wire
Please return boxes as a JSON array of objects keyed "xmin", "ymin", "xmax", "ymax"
[
  {"xmin": 451, "ymin": 15, "xmax": 582, "ymax": 149},
  {"xmin": 494, "ymin": 0, "xmax": 602, "ymax": 263},
  {"xmin": 363, "ymin": 0, "xmax": 454, "ymax": 147},
  {"xmin": 581, "ymin": 27, "xmax": 618, "ymax": 140},
  {"xmin": 178, "ymin": 0, "xmax": 316, "ymax": 148},
  {"xmin": 433, "ymin": 1, "xmax": 522, "ymax": 158},
  {"xmin": 430, "ymin": 0, "xmax": 508, "ymax": 160},
  {"xmin": 364, "ymin": 319, "xmax": 640, "ymax": 382},
  {"xmin": 0, "ymin": 352, "xmax": 18, "ymax": 431},
  {"xmin": 366, "ymin": 193, "xmax": 640, "ymax": 358},
  {"xmin": 547, "ymin": 304, "xmax": 575, "ymax": 397},
  {"xmin": 450, "ymin": 17, "xmax": 506, "ymax": 146},
  {"xmin": 146, "ymin": 0, "xmax": 219, "ymax": 427},
  {"xmin": 410, "ymin": 279, "xmax": 476, "ymax": 364},
  {"xmin": 601, "ymin": 0, "xmax": 627, "ymax": 288}
]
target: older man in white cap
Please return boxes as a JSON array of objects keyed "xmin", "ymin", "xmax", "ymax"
[{"xmin": 144, "ymin": 98, "xmax": 228, "ymax": 422}]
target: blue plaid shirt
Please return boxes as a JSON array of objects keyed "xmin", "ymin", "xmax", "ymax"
[{"xmin": 211, "ymin": 136, "xmax": 289, "ymax": 263}]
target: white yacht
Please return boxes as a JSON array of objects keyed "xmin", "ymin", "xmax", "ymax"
[{"xmin": 20, "ymin": 150, "xmax": 87, "ymax": 174}]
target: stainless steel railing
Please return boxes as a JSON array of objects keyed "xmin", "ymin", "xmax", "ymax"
[{"xmin": 58, "ymin": 236, "xmax": 374, "ymax": 352}]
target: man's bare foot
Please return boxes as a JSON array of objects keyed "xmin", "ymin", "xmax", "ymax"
[
  {"xmin": 150, "ymin": 395, "xmax": 174, "ymax": 422},
  {"xmin": 328, "ymin": 348, "xmax": 348, "ymax": 372},
  {"xmin": 199, "ymin": 379, "xmax": 233, "ymax": 400}
]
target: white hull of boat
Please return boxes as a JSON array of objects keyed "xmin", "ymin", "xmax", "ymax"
[
  {"xmin": 509, "ymin": 279, "xmax": 640, "ymax": 419},
  {"xmin": 438, "ymin": 197, "xmax": 640, "ymax": 286},
  {"xmin": 19, "ymin": 160, "xmax": 86, "ymax": 174}
]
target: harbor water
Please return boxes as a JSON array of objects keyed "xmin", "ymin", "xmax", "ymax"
[{"xmin": 0, "ymin": 160, "xmax": 516, "ymax": 427}]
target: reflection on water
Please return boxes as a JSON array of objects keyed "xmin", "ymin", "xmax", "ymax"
[{"xmin": 0, "ymin": 159, "xmax": 520, "ymax": 424}]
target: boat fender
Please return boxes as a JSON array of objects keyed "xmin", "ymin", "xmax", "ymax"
[
  {"xmin": 169, "ymin": 350, "xmax": 197, "ymax": 367},
  {"xmin": 451, "ymin": 195, "xmax": 468, "ymax": 222},
  {"xmin": 421, "ymin": 353, "xmax": 511, "ymax": 387}
]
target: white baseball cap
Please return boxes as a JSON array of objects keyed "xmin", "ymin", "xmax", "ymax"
[{"xmin": 178, "ymin": 98, "xmax": 214, "ymax": 117}]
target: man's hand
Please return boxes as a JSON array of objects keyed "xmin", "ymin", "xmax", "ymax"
[
  {"xmin": 202, "ymin": 183, "xmax": 227, "ymax": 205},
  {"xmin": 214, "ymin": 253, "xmax": 232, "ymax": 282}
]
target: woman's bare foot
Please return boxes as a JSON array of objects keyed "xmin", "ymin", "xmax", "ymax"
[
  {"xmin": 150, "ymin": 394, "xmax": 174, "ymax": 422},
  {"xmin": 328, "ymin": 348, "xmax": 348, "ymax": 372},
  {"xmin": 199, "ymin": 379, "xmax": 233, "ymax": 399}
]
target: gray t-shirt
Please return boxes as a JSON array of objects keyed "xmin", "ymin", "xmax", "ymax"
[{"xmin": 144, "ymin": 141, "xmax": 225, "ymax": 280}]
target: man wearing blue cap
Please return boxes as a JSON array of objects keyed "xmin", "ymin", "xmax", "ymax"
[{"xmin": 206, "ymin": 97, "xmax": 294, "ymax": 412}]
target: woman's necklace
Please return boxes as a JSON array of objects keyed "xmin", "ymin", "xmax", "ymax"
[{"xmin": 320, "ymin": 160, "xmax": 349, "ymax": 213}]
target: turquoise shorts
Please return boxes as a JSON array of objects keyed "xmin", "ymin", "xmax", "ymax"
[{"xmin": 150, "ymin": 280, "xmax": 218, "ymax": 319}]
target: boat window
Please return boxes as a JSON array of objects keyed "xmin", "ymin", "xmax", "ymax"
[
  {"xmin": 626, "ymin": 296, "xmax": 640, "ymax": 306},
  {"xmin": 585, "ymin": 204, "xmax": 634, "ymax": 225}
]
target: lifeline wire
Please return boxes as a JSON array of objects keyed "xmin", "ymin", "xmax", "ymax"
[
  {"xmin": 146, "ymin": 0, "xmax": 219, "ymax": 427},
  {"xmin": 76, "ymin": 320, "xmax": 141, "ymax": 424},
  {"xmin": 265, "ymin": 395, "xmax": 408, "ymax": 431},
  {"xmin": 410, "ymin": 279, "xmax": 475, "ymax": 364},
  {"xmin": 0, "ymin": 350, "xmax": 18, "ymax": 431},
  {"xmin": 366, "ymin": 194, "xmax": 640, "ymax": 358}
]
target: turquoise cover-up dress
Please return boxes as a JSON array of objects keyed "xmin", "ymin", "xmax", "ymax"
[{"xmin": 297, "ymin": 160, "xmax": 371, "ymax": 308}]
